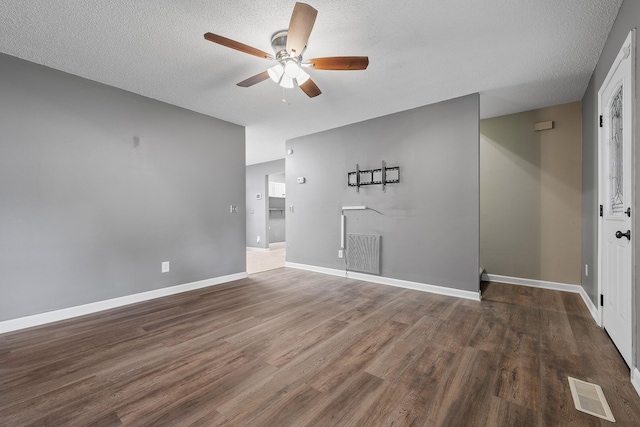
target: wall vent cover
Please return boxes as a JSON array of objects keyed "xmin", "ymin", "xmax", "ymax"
[
  {"xmin": 568, "ymin": 377, "xmax": 615, "ymax": 422},
  {"xmin": 346, "ymin": 234, "xmax": 380, "ymax": 275}
]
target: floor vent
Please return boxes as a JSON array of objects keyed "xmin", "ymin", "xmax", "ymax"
[{"xmin": 568, "ymin": 377, "xmax": 615, "ymax": 422}]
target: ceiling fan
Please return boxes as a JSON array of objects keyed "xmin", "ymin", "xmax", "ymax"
[{"xmin": 204, "ymin": 2, "xmax": 369, "ymax": 98}]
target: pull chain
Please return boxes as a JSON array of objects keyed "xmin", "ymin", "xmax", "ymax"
[{"xmin": 281, "ymin": 87, "xmax": 292, "ymax": 105}]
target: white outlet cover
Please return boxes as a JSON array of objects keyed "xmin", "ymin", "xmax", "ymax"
[{"xmin": 161, "ymin": 261, "xmax": 170, "ymax": 273}]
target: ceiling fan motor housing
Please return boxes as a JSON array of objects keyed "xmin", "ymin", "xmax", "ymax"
[
  {"xmin": 271, "ymin": 30, "xmax": 288, "ymax": 56},
  {"xmin": 272, "ymin": 30, "xmax": 306, "ymax": 60}
]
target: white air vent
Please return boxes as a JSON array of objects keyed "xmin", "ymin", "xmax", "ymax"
[
  {"xmin": 568, "ymin": 377, "xmax": 615, "ymax": 422},
  {"xmin": 346, "ymin": 234, "xmax": 380, "ymax": 275},
  {"xmin": 534, "ymin": 120, "xmax": 554, "ymax": 131}
]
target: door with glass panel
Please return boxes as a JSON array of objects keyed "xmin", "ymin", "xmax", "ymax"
[{"xmin": 598, "ymin": 30, "xmax": 634, "ymax": 368}]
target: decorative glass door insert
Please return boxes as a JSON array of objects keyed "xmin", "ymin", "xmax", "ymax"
[{"xmin": 609, "ymin": 85, "xmax": 624, "ymax": 216}]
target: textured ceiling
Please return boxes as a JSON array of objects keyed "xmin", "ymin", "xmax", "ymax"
[{"xmin": 0, "ymin": 0, "xmax": 622, "ymax": 164}]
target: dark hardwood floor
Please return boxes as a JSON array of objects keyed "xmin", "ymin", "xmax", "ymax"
[{"xmin": 1, "ymin": 268, "xmax": 639, "ymax": 426}]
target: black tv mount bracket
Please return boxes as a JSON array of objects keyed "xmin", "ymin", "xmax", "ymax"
[{"xmin": 347, "ymin": 161, "xmax": 400, "ymax": 193}]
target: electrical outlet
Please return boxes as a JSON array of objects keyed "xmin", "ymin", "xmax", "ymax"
[
  {"xmin": 585, "ymin": 264, "xmax": 589, "ymax": 277},
  {"xmin": 230, "ymin": 205, "xmax": 238, "ymax": 213},
  {"xmin": 257, "ymin": 235, "xmax": 260, "ymax": 243},
  {"xmin": 162, "ymin": 261, "xmax": 170, "ymax": 273},
  {"xmin": 338, "ymin": 249, "xmax": 343, "ymax": 259}
]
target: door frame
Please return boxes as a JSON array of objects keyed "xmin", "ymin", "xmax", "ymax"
[{"xmin": 597, "ymin": 29, "xmax": 636, "ymax": 357}]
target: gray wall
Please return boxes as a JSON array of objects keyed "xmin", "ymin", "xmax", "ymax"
[
  {"xmin": 268, "ymin": 172, "xmax": 286, "ymax": 243},
  {"xmin": 246, "ymin": 159, "xmax": 285, "ymax": 249},
  {"xmin": 268, "ymin": 197, "xmax": 286, "ymax": 243},
  {"xmin": 286, "ymin": 94, "xmax": 480, "ymax": 293},
  {"xmin": 481, "ymin": 102, "xmax": 582, "ymax": 284},
  {"xmin": 581, "ymin": 0, "xmax": 639, "ymax": 368},
  {"xmin": 0, "ymin": 53, "xmax": 246, "ymax": 322},
  {"xmin": 270, "ymin": 172, "xmax": 285, "ymax": 184}
]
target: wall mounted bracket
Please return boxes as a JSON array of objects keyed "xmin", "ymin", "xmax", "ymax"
[{"xmin": 347, "ymin": 161, "xmax": 400, "ymax": 192}]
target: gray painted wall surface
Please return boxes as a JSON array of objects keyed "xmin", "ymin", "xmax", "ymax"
[
  {"xmin": 286, "ymin": 94, "xmax": 480, "ymax": 293},
  {"xmin": 270, "ymin": 172, "xmax": 285, "ymax": 184},
  {"xmin": 0, "ymin": 53, "xmax": 246, "ymax": 322},
  {"xmin": 245, "ymin": 159, "xmax": 285, "ymax": 248},
  {"xmin": 268, "ymin": 197, "xmax": 286, "ymax": 243},
  {"xmin": 268, "ymin": 172, "xmax": 286, "ymax": 243},
  {"xmin": 581, "ymin": 0, "xmax": 639, "ymax": 368}
]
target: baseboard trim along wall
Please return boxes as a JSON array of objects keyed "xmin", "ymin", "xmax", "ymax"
[
  {"xmin": 482, "ymin": 273, "xmax": 600, "ymax": 325},
  {"xmin": 246, "ymin": 247, "xmax": 270, "ymax": 252},
  {"xmin": 632, "ymin": 369, "xmax": 640, "ymax": 398},
  {"xmin": 285, "ymin": 262, "xmax": 481, "ymax": 301},
  {"xmin": 0, "ymin": 272, "xmax": 249, "ymax": 334}
]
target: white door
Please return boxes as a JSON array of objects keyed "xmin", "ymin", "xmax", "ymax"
[{"xmin": 598, "ymin": 30, "xmax": 634, "ymax": 368}]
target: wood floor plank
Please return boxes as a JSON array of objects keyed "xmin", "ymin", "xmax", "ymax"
[
  {"xmin": 486, "ymin": 396, "xmax": 542, "ymax": 427},
  {"xmin": 468, "ymin": 302, "xmax": 508, "ymax": 352},
  {"xmin": 266, "ymin": 318, "xmax": 349, "ymax": 367},
  {"xmin": 494, "ymin": 353, "xmax": 542, "ymax": 411},
  {"xmin": 307, "ymin": 319, "xmax": 408, "ymax": 393},
  {"xmin": 240, "ymin": 382, "xmax": 322, "ymax": 426},
  {"xmin": 216, "ymin": 316, "xmax": 384, "ymax": 423},
  {"xmin": 560, "ymin": 291, "xmax": 592, "ymax": 318},
  {"xmin": 540, "ymin": 308, "xmax": 579, "ymax": 357},
  {"xmin": 186, "ymin": 409, "xmax": 228, "ymax": 427},
  {"xmin": 365, "ymin": 315, "xmax": 440, "ymax": 382},
  {"xmin": 429, "ymin": 346, "xmax": 500, "ymax": 426},
  {"xmin": 361, "ymin": 346, "xmax": 459, "ymax": 426},
  {"xmin": 1, "ymin": 273, "xmax": 639, "ymax": 426},
  {"xmin": 305, "ymin": 371, "xmax": 387, "ymax": 426}
]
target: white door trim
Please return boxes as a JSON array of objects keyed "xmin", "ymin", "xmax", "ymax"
[{"xmin": 597, "ymin": 29, "xmax": 636, "ymax": 366}]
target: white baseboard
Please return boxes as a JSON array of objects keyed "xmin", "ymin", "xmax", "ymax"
[
  {"xmin": 269, "ymin": 242, "xmax": 286, "ymax": 248},
  {"xmin": 247, "ymin": 247, "xmax": 269, "ymax": 252},
  {"xmin": 285, "ymin": 262, "xmax": 346, "ymax": 278},
  {"xmin": 0, "ymin": 272, "xmax": 248, "ymax": 335},
  {"xmin": 285, "ymin": 262, "xmax": 480, "ymax": 301},
  {"xmin": 632, "ymin": 368, "xmax": 640, "ymax": 398},
  {"xmin": 482, "ymin": 273, "xmax": 600, "ymax": 325}
]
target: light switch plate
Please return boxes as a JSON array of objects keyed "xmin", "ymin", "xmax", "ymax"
[{"xmin": 161, "ymin": 261, "xmax": 170, "ymax": 273}]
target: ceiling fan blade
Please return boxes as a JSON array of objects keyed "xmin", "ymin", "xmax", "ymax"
[
  {"xmin": 286, "ymin": 3, "xmax": 318, "ymax": 57},
  {"xmin": 299, "ymin": 78, "xmax": 321, "ymax": 98},
  {"xmin": 307, "ymin": 56, "xmax": 369, "ymax": 70},
  {"xmin": 237, "ymin": 71, "xmax": 270, "ymax": 87},
  {"xmin": 204, "ymin": 33, "xmax": 274, "ymax": 60}
]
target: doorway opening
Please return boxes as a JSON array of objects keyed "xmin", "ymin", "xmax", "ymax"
[{"xmin": 246, "ymin": 171, "xmax": 286, "ymax": 274}]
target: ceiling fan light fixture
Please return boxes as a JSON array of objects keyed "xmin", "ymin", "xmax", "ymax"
[
  {"xmin": 268, "ymin": 63, "xmax": 284, "ymax": 83},
  {"xmin": 280, "ymin": 74, "xmax": 294, "ymax": 89},
  {"xmin": 283, "ymin": 60, "xmax": 301, "ymax": 79}
]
